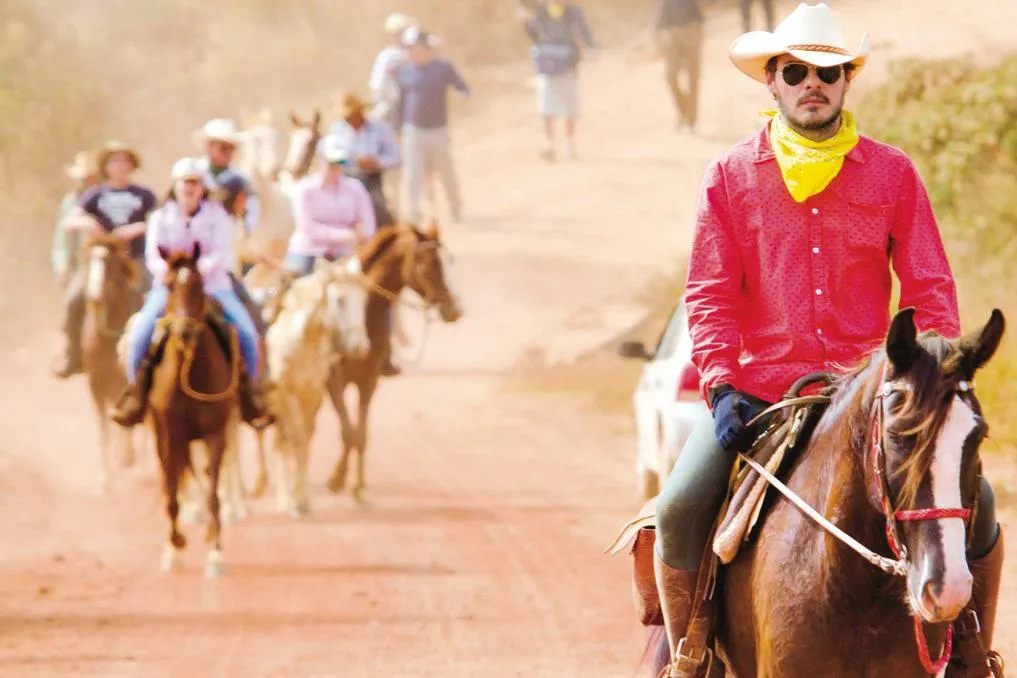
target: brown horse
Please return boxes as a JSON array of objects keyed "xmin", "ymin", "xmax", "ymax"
[
  {"xmin": 669, "ymin": 308, "xmax": 1004, "ymax": 677},
  {"xmin": 325, "ymin": 224, "xmax": 463, "ymax": 503},
  {"xmin": 149, "ymin": 244, "xmax": 238, "ymax": 578},
  {"xmin": 81, "ymin": 232, "xmax": 141, "ymax": 492}
]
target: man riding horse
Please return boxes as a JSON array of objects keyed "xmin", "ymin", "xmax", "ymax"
[
  {"xmin": 652, "ymin": 4, "xmax": 1004, "ymax": 677},
  {"xmin": 52, "ymin": 141, "xmax": 157, "ymax": 379}
]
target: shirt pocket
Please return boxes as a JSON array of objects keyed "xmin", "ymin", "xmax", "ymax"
[{"xmin": 831, "ymin": 185, "xmax": 894, "ymax": 255}]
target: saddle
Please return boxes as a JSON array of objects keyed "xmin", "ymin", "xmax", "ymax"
[
  {"xmin": 606, "ymin": 373, "xmax": 834, "ymax": 675},
  {"xmin": 150, "ymin": 300, "xmax": 236, "ymax": 367}
]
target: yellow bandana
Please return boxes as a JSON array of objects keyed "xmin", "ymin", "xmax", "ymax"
[
  {"xmin": 763, "ymin": 109, "xmax": 860, "ymax": 203},
  {"xmin": 548, "ymin": 2, "xmax": 566, "ymax": 19}
]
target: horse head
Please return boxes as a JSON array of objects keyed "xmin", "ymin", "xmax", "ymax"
[
  {"xmin": 404, "ymin": 221, "xmax": 464, "ymax": 323},
  {"xmin": 866, "ymin": 307, "xmax": 1005, "ymax": 624},
  {"xmin": 159, "ymin": 243, "xmax": 207, "ymax": 348},
  {"xmin": 84, "ymin": 232, "xmax": 138, "ymax": 306},
  {"xmin": 315, "ymin": 255, "xmax": 370, "ymax": 359},
  {"xmin": 281, "ymin": 109, "xmax": 323, "ymax": 181}
]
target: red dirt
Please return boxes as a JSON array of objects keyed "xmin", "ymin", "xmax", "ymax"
[{"xmin": 1, "ymin": 1, "xmax": 1014, "ymax": 676}]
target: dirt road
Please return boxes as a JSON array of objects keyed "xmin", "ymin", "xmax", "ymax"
[{"xmin": 2, "ymin": 1, "xmax": 1015, "ymax": 676}]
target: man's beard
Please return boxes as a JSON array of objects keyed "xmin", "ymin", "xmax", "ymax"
[{"xmin": 778, "ymin": 92, "xmax": 845, "ymax": 136}]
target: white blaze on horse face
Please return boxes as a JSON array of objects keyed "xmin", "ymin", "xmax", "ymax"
[
  {"xmin": 283, "ymin": 127, "xmax": 315, "ymax": 173},
  {"xmin": 86, "ymin": 247, "xmax": 109, "ymax": 300},
  {"xmin": 917, "ymin": 396, "xmax": 976, "ymax": 618},
  {"xmin": 178, "ymin": 267, "xmax": 192, "ymax": 286}
]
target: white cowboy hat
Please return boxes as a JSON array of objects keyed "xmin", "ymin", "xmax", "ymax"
[
  {"xmin": 385, "ymin": 12, "xmax": 416, "ymax": 35},
  {"xmin": 170, "ymin": 157, "xmax": 216, "ymax": 188},
  {"xmin": 317, "ymin": 135, "xmax": 349, "ymax": 164},
  {"xmin": 192, "ymin": 118, "xmax": 240, "ymax": 147},
  {"xmin": 729, "ymin": 3, "xmax": 870, "ymax": 83}
]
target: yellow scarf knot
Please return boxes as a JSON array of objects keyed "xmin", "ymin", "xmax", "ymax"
[{"xmin": 763, "ymin": 109, "xmax": 860, "ymax": 203}]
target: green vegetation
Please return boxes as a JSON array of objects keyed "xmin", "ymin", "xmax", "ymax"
[{"xmin": 862, "ymin": 55, "xmax": 1017, "ymax": 453}]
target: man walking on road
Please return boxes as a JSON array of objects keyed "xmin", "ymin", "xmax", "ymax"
[
  {"xmin": 653, "ymin": 0, "xmax": 706, "ymax": 132},
  {"xmin": 395, "ymin": 27, "xmax": 470, "ymax": 225}
]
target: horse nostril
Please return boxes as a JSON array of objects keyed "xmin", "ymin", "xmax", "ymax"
[{"xmin": 921, "ymin": 579, "xmax": 941, "ymax": 612}]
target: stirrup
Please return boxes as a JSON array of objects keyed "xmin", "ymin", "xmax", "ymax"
[{"xmin": 988, "ymin": 651, "xmax": 1005, "ymax": 677}]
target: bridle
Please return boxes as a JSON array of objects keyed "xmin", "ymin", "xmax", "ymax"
[
  {"xmin": 743, "ymin": 361, "xmax": 979, "ymax": 674},
  {"xmin": 357, "ymin": 237, "xmax": 453, "ymax": 314},
  {"xmin": 868, "ymin": 362, "xmax": 977, "ymax": 674}
]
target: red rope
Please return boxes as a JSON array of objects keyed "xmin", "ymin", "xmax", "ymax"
[{"xmin": 913, "ymin": 616, "xmax": 953, "ymax": 675}]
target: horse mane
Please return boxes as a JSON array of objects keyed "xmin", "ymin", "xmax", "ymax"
[
  {"xmin": 828, "ymin": 332, "xmax": 968, "ymax": 511},
  {"xmin": 359, "ymin": 226, "xmax": 424, "ymax": 272}
]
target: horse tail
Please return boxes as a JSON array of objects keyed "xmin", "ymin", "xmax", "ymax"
[{"xmin": 634, "ymin": 625, "xmax": 669, "ymax": 678}]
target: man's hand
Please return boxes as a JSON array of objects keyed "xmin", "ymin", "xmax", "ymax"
[
  {"xmin": 114, "ymin": 222, "xmax": 147, "ymax": 241},
  {"xmin": 357, "ymin": 156, "xmax": 381, "ymax": 172},
  {"xmin": 711, "ymin": 387, "xmax": 770, "ymax": 453}
]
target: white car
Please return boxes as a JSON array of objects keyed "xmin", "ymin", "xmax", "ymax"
[{"xmin": 619, "ymin": 300, "xmax": 708, "ymax": 499}]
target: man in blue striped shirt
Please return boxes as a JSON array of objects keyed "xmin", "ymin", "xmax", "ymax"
[{"xmin": 328, "ymin": 92, "xmax": 401, "ymax": 227}]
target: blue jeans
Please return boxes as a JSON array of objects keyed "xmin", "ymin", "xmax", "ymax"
[{"xmin": 126, "ymin": 285, "xmax": 261, "ymax": 382}]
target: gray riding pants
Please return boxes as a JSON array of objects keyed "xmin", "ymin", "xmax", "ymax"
[{"xmin": 655, "ymin": 411, "xmax": 1001, "ymax": 570}]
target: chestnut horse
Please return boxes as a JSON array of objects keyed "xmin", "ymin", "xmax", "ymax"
[
  {"xmin": 325, "ymin": 224, "xmax": 463, "ymax": 504},
  {"xmin": 81, "ymin": 232, "xmax": 141, "ymax": 492},
  {"xmin": 645, "ymin": 308, "xmax": 1004, "ymax": 677},
  {"xmin": 149, "ymin": 244, "xmax": 238, "ymax": 578}
]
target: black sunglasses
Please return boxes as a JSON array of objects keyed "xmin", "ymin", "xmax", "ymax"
[{"xmin": 781, "ymin": 63, "xmax": 844, "ymax": 86}]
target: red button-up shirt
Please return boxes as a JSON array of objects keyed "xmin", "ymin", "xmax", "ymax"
[{"xmin": 686, "ymin": 123, "xmax": 960, "ymax": 405}]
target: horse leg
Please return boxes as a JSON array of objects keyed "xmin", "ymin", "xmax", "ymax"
[
  {"xmin": 179, "ymin": 445, "xmax": 205, "ymax": 525},
  {"xmin": 92, "ymin": 390, "xmax": 113, "ymax": 495},
  {"xmin": 249, "ymin": 428, "xmax": 269, "ymax": 498},
  {"xmin": 352, "ymin": 376, "xmax": 379, "ymax": 507},
  {"xmin": 220, "ymin": 412, "xmax": 248, "ymax": 524},
  {"xmin": 204, "ymin": 432, "xmax": 227, "ymax": 578},
  {"xmin": 158, "ymin": 430, "xmax": 187, "ymax": 572},
  {"xmin": 326, "ymin": 372, "xmax": 355, "ymax": 493}
]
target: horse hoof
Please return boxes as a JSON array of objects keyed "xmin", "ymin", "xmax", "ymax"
[
  {"xmin": 160, "ymin": 545, "xmax": 179, "ymax": 573},
  {"xmin": 250, "ymin": 476, "xmax": 268, "ymax": 499},
  {"xmin": 287, "ymin": 499, "xmax": 311, "ymax": 519},
  {"xmin": 170, "ymin": 532, "xmax": 187, "ymax": 549},
  {"xmin": 205, "ymin": 550, "xmax": 225, "ymax": 578},
  {"xmin": 327, "ymin": 474, "xmax": 345, "ymax": 494},
  {"xmin": 353, "ymin": 488, "xmax": 372, "ymax": 508}
]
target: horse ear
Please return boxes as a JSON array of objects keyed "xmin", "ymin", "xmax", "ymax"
[
  {"xmin": 158, "ymin": 245, "xmax": 171, "ymax": 262},
  {"xmin": 312, "ymin": 109, "xmax": 322, "ymax": 129},
  {"xmin": 423, "ymin": 219, "xmax": 440, "ymax": 241},
  {"xmin": 289, "ymin": 110, "xmax": 302, "ymax": 127},
  {"xmin": 192, "ymin": 241, "xmax": 201, "ymax": 262},
  {"xmin": 886, "ymin": 307, "xmax": 919, "ymax": 374},
  {"xmin": 958, "ymin": 309, "xmax": 1006, "ymax": 378}
]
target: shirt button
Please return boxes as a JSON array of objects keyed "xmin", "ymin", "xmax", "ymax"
[
  {"xmin": 816, "ymin": 328, "xmax": 823, "ymax": 336},
  {"xmin": 812, "ymin": 247, "xmax": 820, "ymax": 254},
  {"xmin": 811, "ymin": 208, "xmax": 819, "ymax": 215},
  {"xmin": 815, "ymin": 288, "xmax": 823, "ymax": 296}
]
